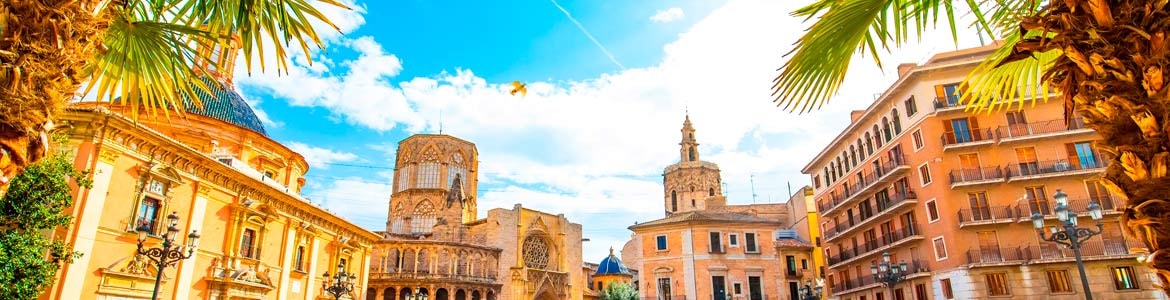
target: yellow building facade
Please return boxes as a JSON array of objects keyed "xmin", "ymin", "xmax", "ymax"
[{"xmin": 44, "ymin": 35, "xmax": 379, "ymax": 299}]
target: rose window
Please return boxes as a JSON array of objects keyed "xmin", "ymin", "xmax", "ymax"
[{"xmin": 522, "ymin": 235, "xmax": 550, "ymax": 269}]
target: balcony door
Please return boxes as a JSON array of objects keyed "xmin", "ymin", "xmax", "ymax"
[
  {"xmin": 1067, "ymin": 142, "xmax": 1100, "ymax": 169},
  {"xmin": 958, "ymin": 153, "xmax": 982, "ymax": 181},
  {"xmin": 977, "ymin": 231, "xmax": 1003, "ymax": 262},
  {"xmin": 1006, "ymin": 111, "xmax": 1029, "ymax": 137},
  {"xmin": 968, "ymin": 192, "xmax": 991, "ymax": 220},
  {"xmin": 1015, "ymin": 147, "xmax": 1040, "ymax": 175},
  {"xmin": 1026, "ymin": 186, "xmax": 1051, "ymax": 215}
]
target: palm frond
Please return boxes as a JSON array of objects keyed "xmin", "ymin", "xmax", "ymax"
[
  {"xmin": 961, "ymin": 29, "xmax": 1060, "ymax": 114},
  {"xmin": 81, "ymin": 13, "xmax": 218, "ymax": 119},
  {"xmin": 179, "ymin": 0, "xmax": 350, "ymax": 75},
  {"xmin": 772, "ymin": 0, "xmax": 973, "ymax": 113}
]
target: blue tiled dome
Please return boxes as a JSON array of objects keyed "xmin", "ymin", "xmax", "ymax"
[
  {"xmin": 595, "ymin": 247, "xmax": 630, "ymax": 275},
  {"xmin": 181, "ymin": 77, "xmax": 268, "ymax": 136}
]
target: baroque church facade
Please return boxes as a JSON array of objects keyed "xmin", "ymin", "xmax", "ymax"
[
  {"xmin": 623, "ymin": 116, "xmax": 816, "ymax": 300},
  {"xmin": 366, "ymin": 134, "xmax": 587, "ymax": 300}
]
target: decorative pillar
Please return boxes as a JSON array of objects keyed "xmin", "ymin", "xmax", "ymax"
[
  {"xmin": 174, "ymin": 185, "xmax": 210, "ymax": 300},
  {"xmin": 306, "ymin": 237, "xmax": 322, "ymax": 299},
  {"xmin": 58, "ymin": 148, "xmax": 120, "ymax": 299},
  {"xmin": 277, "ymin": 221, "xmax": 298, "ymax": 299}
]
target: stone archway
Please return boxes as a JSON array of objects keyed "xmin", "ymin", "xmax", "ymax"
[{"xmin": 535, "ymin": 290, "xmax": 558, "ymax": 300}]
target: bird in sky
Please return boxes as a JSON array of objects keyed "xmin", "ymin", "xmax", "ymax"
[{"xmin": 509, "ymin": 81, "xmax": 527, "ymax": 97}]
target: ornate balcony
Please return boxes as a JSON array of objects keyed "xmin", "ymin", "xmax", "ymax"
[
  {"xmin": 941, "ymin": 128, "xmax": 996, "ymax": 150},
  {"xmin": 957, "ymin": 206, "xmax": 1017, "ymax": 228},
  {"xmin": 821, "ymin": 156, "xmax": 911, "ymax": 215},
  {"xmin": 823, "ymin": 191, "xmax": 918, "ymax": 242},
  {"xmin": 1006, "ymin": 157, "xmax": 1109, "ymax": 182},
  {"xmin": 949, "ymin": 166, "xmax": 1006, "ymax": 188},
  {"xmin": 965, "ymin": 246, "xmax": 1030, "ymax": 267},
  {"xmin": 995, "ymin": 119, "xmax": 1093, "ymax": 144}
]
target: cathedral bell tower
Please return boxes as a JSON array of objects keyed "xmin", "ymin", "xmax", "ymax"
[{"xmin": 662, "ymin": 114, "xmax": 724, "ymax": 216}]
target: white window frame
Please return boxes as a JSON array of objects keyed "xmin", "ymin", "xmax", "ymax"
[
  {"xmin": 926, "ymin": 198, "xmax": 940, "ymax": 223},
  {"xmin": 656, "ymin": 235, "xmax": 668, "ymax": 251},
  {"xmin": 744, "ymin": 232, "xmax": 760, "ymax": 253},
  {"xmin": 912, "ymin": 129, "xmax": 925, "ymax": 151},
  {"xmin": 932, "ymin": 236, "xmax": 948, "ymax": 261},
  {"xmin": 729, "ymin": 233, "xmax": 740, "ymax": 247},
  {"xmin": 918, "ymin": 163, "xmax": 933, "ymax": 187},
  {"xmin": 709, "ymin": 230, "xmax": 724, "ymax": 253}
]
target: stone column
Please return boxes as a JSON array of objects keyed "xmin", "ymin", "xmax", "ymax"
[
  {"xmin": 58, "ymin": 148, "xmax": 120, "ymax": 300},
  {"xmin": 174, "ymin": 186, "xmax": 210, "ymax": 300},
  {"xmin": 277, "ymin": 222, "xmax": 298, "ymax": 299},
  {"xmin": 306, "ymin": 237, "xmax": 322, "ymax": 299}
]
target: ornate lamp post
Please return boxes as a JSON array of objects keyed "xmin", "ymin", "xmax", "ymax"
[
  {"xmin": 136, "ymin": 211, "xmax": 200, "ymax": 300},
  {"xmin": 1031, "ymin": 188, "xmax": 1103, "ymax": 300},
  {"xmin": 322, "ymin": 261, "xmax": 358, "ymax": 299},
  {"xmin": 870, "ymin": 251, "xmax": 907, "ymax": 294},
  {"xmin": 798, "ymin": 280, "xmax": 823, "ymax": 300}
]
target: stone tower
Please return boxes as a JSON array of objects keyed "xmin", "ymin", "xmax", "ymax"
[
  {"xmin": 662, "ymin": 115, "xmax": 724, "ymax": 216},
  {"xmin": 386, "ymin": 134, "xmax": 480, "ymax": 236}
]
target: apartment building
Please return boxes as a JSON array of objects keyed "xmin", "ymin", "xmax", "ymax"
[{"xmin": 802, "ymin": 44, "xmax": 1166, "ymax": 299}]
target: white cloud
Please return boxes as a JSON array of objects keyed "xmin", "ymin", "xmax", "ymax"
[
  {"xmin": 650, "ymin": 7, "xmax": 686, "ymax": 23},
  {"xmin": 305, "ymin": 177, "xmax": 392, "ymax": 230},
  {"xmin": 285, "ymin": 142, "xmax": 359, "ymax": 170},
  {"xmin": 240, "ymin": 0, "xmax": 987, "ymax": 259}
]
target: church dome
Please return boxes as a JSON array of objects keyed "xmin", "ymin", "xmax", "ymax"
[
  {"xmin": 595, "ymin": 247, "xmax": 630, "ymax": 276},
  {"xmin": 181, "ymin": 77, "xmax": 268, "ymax": 136}
]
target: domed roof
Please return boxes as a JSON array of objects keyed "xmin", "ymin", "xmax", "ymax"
[
  {"xmin": 181, "ymin": 77, "xmax": 268, "ymax": 136},
  {"xmin": 595, "ymin": 247, "xmax": 630, "ymax": 276}
]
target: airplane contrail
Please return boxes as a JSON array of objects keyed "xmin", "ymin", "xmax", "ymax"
[{"xmin": 548, "ymin": 0, "xmax": 626, "ymax": 70}]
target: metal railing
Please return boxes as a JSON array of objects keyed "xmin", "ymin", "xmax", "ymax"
[
  {"xmin": 823, "ymin": 191, "xmax": 917, "ymax": 240},
  {"xmin": 996, "ymin": 119, "xmax": 1088, "ymax": 139},
  {"xmin": 966, "ymin": 246, "xmax": 1030, "ymax": 265},
  {"xmin": 820, "ymin": 155, "xmax": 910, "ymax": 214},
  {"xmin": 949, "ymin": 166, "xmax": 1005, "ymax": 184},
  {"xmin": 641, "ymin": 295, "xmax": 688, "ymax": 300},
  {"xmin": 941, "ymin": 128, "xmax": 996, "ymax": 146},
  {"xmin": 827, "ymin": 226, "xmax": 922, "ymax": 266},
  {"xmin": 370, "ymin": 272, "xmax": 497, "ymax": 284},
  {"xmin": 1027, "ymin": 238, "xmax": 1144, "ymax": 260},
  {"xmin": 958, "ymin": 206, "xmax": 1016, "ymax": 224},
  {"xmin": 933, "ymin": 96, "xmax": 962, "ymax": 109},
  {"xmin": 828, "ymin": 260, "xmax": 929, "ymax": 294},
  {"xmin": 1007, "ymin": 157, "xmax": 1109, "ymax": 177}
]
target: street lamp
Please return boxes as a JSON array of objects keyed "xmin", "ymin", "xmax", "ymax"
[
  {"xmin": 870, "ymin": 251, "xmax": 907, "ymax": 294},
  {"xmin": 1031, "ymin": 189, "xmax": 1103, "ymax": 300},
  {"xmin": 798, "ymin": 280, "xmax": 823, "ymax": 300},
  {"xmin": 136, "ymin": 211, "xmax": 200, "ymax": 300},
  {"xmin": 322, "ymin": 261, "xmax": 358, "ymax": 299}
]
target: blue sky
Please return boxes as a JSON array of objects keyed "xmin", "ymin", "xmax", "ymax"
[{"xmin": 227, "ymin": 0, "xmax": 986, "ymax": 261}]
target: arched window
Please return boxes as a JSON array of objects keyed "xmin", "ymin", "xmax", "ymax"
[
  {"xmin": 864, "ymin": 133, "xmax": 874, "ymax": 155},
  {"xmin": 849, "ymin": 146, "xmax": 858, "ymax": 167},
  {"xmin": 872, "ymin": 125, "xmax": 883, "ymax": 146},
  {"xmin": 671, "ymin": 191, "xmax": 678, "ymax": 212},
  {"xmin": 691, "ymin": 199, "xmax": 696, "ymax": 207},
  {"xmin": 881, "ymin": 117, "xmax": 892, "ymax": 141},
  {"xmin": 689, "ymin": 133, "xmax": 694, "ymax": 139},
  {"xmin": 856, "ymin": 139, "xmax": 865, "ymax": 158},
  {"xmin": 522, "ymin": 235, "xmax": 551, "ymax": 270},
  {"xmin": 688, "ymin": 147, "xmax": 696, "ymax": 161},
  {"xmin": 447, "ymin": 153, "xmax": 467, "ymax": 188},
  {"xmin": 709, "ymin": 187, "xmax": 715, "ymax": 196},
  {"xmin": 892, "ymin": 109, "xmax": 903, "ymax": 134},
  {"xmin": 410, "ymin": 200, "xmax": 437, "ymax": 234},
  {"xmin": 390, "ymin": 202, "xmax": 407, "ymax": 234},
  {"xmin": 418, "ymin": 162, "xmax": 441, "ymax": 188}
]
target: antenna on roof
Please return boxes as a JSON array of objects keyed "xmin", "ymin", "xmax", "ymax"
[
  {"xmin": 787, "ymin": 181, "xmax": 793, "ymax": 199},
  {"xmin": 750, "ymin": 174, "xmax": 758, "ymax": 204},
  {"xmin": 439, "ymin": 109, "xmax": 443, "ymax": 134}
]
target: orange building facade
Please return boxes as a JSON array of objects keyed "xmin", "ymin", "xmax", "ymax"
[
  {"xmin": 803, "ymin": 44, "xmax": 1166, "ymax": 299},
  {"xmin": 625, "ymin": 116, "xmax": 814, "ymax": 300}
]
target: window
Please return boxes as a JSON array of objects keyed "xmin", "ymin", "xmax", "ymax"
[
  {"xmin": 910, "ymin": 130, "xmax": 924, "ymax": 150},
  {"xmin": 814, "ymin": 176, "xmax": 822, "ymax": 188},
  {"xmin": 656, "ymin": 235, "xmax": 668, "ymax": 251},
  {"xmin": 709, "ymin": 187, "xmax": 715, "ymax": 196},
  {"xmin": 396, "ymin": 165, "xmax": 413, "ymax": 192},
  {"xmin": 729, "ymin": 234, "xmax": 739, "ymax": 247},
  {"xmin": 522, "ymin": 235, "xmax": 551, "ymax": 270},
  {"xmin": 940, "ymin": 278, "xmax": 954, "ymax": 299},
  {"xmin": 894, "ymin": 288, "xmax": 905, "ymax": 300},
  {"xmin": 912, "ymin": 284, "xmax": 927, "ymax": 300},
  {"xmin": 240, "ymin": 228, "xmax": 257, "ymax": 258},
  {"xmin": 671, "ymin": 191, "xmax": 678, "ymax": 212},
  {"xmin": 905, "ymin": 96, "xmax": 918, "ymax": 116},
  {"xmin": 891, "ymin": 110, "xmax": 903, "ymax": 134},
  {"xmin": 1046, "ymin": 269, "xmax": 1072, "ymax": 293},
  {"xmin": 1025, "ymin": 186, "xmax": 1050, "ymax": 214},
  {"xmin": 986, "ymin": 273, "xmax": 1010, "ymax": 296},
  {"xmin": 709, "ymin": 232, "xmax": 723, "ymax": 253},
  {"xmin": 926, "ymin": 199, "xmax": 940, "ymax": 222},
  {"xmin": 969, "ymin": 192, "xmax": 991, "ymax": 220},
  {"xmin": 918, "ymin": 164, "xmax": 932, "ymax": 186},
  {"xmin": 688, "ymin": 147, "xmax": 696, "ymax": 161},
  {"xmin": 1085, "ymin": 180, "xmax": 1115, "ymax": 209},
  {"xmin": 448, "ymin": 153, "xmax": 467, "ymax": 187},
  {"xmin": 1068, "ymin": 141, "xmax": 1101, "ymax": 169},
  {"xmin": 748, "ymin": 276, "xmax": 763, "ymax": 300},
  {"xmin": 802, "ymin": 259, "xmax": 808, "ymax": 269},
  {"xmin": 262, "ymin": 170, "xmax": 275, "ymax": 179},
  {"xmin": 786, "ymin": 255, "xmax": 797, "ymax": 273},
  {"xmin": 146, "ymin": 179, "xmax": 167, "ymax": 194},
  {"xmin": 745, "ymin": 232, "xmax": 759, "ymax": 253},
  {"xmin": 1113, "ymin": 266, "xmax": 1140, "ymax": 290},
  {"xmin": 932, "ymin": 237, "xmax": 948, "ymax": 260},
  {"xmin": 733, "ymin": 282, "xmax": 743, "ymax": 295},
  {"xmin": 410, "ymin": 200, "xmax": 437, "ymax": 234},
  {"xmin": 1015, "ymin": 147, "xmax": 1039, "ymax": 175},
  {"xmin": 136, "ymin": 197, "xmax": 162, "ymax": 234},
  {"xmin": 294, "ymin": 245, "xmax": 306, "ymax": 271},
  {"xmin": 658, "ymin": 278, "xmax": 672, "ymax": 299},
  {"xmin": 937, "ymin": 83, "xmax": 962, "ymax": 105},
  {"xmin": 417, "ymin": 162, "xmax": 441, "ymax": 188}
]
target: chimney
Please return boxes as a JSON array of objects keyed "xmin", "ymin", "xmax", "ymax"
[
  {"xmin": 897, "ymin": 63, "xmax": 917, "ymax": 78},
  {"xmin": 849, "ymin": 110, "xmax": 866, "ymax": 123}
]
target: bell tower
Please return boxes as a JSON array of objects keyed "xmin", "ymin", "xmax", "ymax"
[{"xmin": 662, "ymin": 114, "xmax": 724, "ymax": 216}]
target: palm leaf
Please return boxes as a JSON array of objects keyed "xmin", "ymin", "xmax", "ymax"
[
  {"xmin": 178, "ymin": 0, "xmax": 350, "ymax": 75},
  {"xmin": 961, "ymin": 28, "xmax": 1060, "ymax": 114},
  {"xmin": 772, "ymin": 0, "xmax": 974, "ymax": 113},
  {"xmin": 81, "ymin": 12, "xmax": 219, "ymax": 119}
]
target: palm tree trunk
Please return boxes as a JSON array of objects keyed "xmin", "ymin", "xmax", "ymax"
[
  {"xmin": 1029, "ymin": 0, "xmax": 1170, "ymax": 293},
  {"xmin": 0, "ymin": 0, "xmax": 107, "ymax": 196}
]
